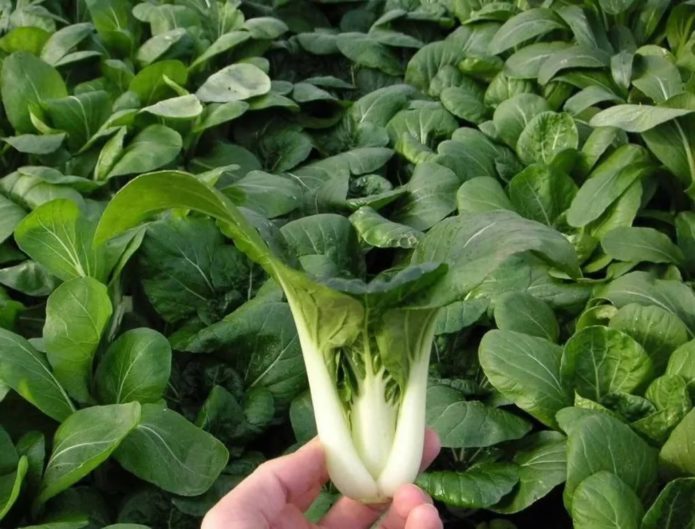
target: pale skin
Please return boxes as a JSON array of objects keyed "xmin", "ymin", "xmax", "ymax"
[{"xmin": 202, "ymin": 429, "xmax": 443, "ymax": 529}]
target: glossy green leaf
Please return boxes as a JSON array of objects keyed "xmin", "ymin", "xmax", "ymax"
[
  {"xmin": 349, "ymin": 207, "xmax": 423, "ymax": 249},
  {"xmin": 197, "ymin": 64, "xmax": 271, "ymax": 103},
  {"xmin": 426, "ymin": 385, "xmax": 531, "ymax": 448},
  {"xmin": 106, "ymin": 125, "xmax": 182, "ymax": 178},
  {"xmin": 492, "ymin": 432, "xmax": 567, "ymax": 513},
  {"xmin": 659, "ymin": 409, "xmax": 695, "ymax": 478},
  {"xmin": 489, "ymin": 9, "xmax": 566, "ymax": 55},
  {"xmin": 571, "ymin": 471, "xmax": 643, "ymax": 529},
  {"xmin": 602, "ymin": 227, "xmax": 685, "ymax": 265},
  {"xmin": 43, "ymin": 277, "xmax": 112, "ymax": 403},
  {"xmin": 114, "ymin": 404, "xmax": 228, "ymax": 496},
  {"xmin": 563, "ymin": 411, "xmax": 658, "ymax": 508},
  {"xmin": 0, "ymin": 328, "xmax": 74, "ymax": 421},
  {"xmin": 0, "ymin": 52, "xmax": 67, "ymax": 133},
  {"xmin": 38, "ymin": 403, "xmax": 141, "ymax": 504},
  {"xmin": 417, "ymin": 463, "xmax": 519, "ymax": 508},
  {"xmin": 642, "ymin": 478, "xmax": 695, "ymax": 529},
  {"xmin": 561, "ymin": 326, "xmax": 653, "ymax": 401},
  {"xmin": 480, "ymin": 330, "xmax": 570, "ymax": 427},
  {"xmin": 95, "ymin": 328, "xmax": 171, "ymax": 404}
]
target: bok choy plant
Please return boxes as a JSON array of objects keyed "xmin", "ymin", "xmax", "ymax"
[{"xmin": 94, "ymin": 171, "xmax": 447, "ymax": 503}]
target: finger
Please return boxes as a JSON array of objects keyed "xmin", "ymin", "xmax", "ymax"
[
  {"xmin": 318, "ymin": 497, "xmax": 387, "ymax": 529},
  {"xmin": 295, "ymin": 483, "xmax": 324, "ymax": 511},
  {"xmin": 405, "ymin": 504, "xmax": 442, "ymax": 529},
  {"xmin": 205, "ymin": 438, "xmax": 328, "ymax": 527},
  {"xmin": 274, "ymin": 504, "xmax": 320, "ymax": 529},
  {"xmin": 250, "ymin": 438, "xmax": 329, "ymax": 505},
  {"xmin": 420, "ymin": 428, "xmax": 442, "ymax": 471},
  {"xmin": 378, "ymin": 484, "xmax": 433, "ymax": 529}
]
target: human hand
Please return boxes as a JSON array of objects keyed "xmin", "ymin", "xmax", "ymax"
[{"xmin": 202, "ymin": 429, "xmax": 442, "ymax": 529}]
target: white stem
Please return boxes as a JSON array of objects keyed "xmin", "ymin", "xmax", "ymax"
[
  {"xmin": 350, "ymin": 368, "xmax": 397, "ymax": 479},
  {"xmin": 286, "ymin": 299, "xmax": 380, "ymax": 501},
  {"xmin": 376, "ymin": 347, "xmax": 432, "ymax": 497}
]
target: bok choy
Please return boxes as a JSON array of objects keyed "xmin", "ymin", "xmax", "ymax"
[{"xmin": 94, "ymin": 171, "xmax": 447, "ymax": 503}]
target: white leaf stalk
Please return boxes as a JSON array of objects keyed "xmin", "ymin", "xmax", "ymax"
[{"xmin": 280, "ymin": 267, "xmax": 439, "ymax": 503}]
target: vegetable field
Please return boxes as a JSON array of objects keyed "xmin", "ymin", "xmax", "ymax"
[{"xmin": 0, "ymin": 0, "xmax": 694, "ymax": 527}]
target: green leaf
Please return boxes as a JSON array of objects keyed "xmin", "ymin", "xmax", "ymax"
[
  {"xmin": 129, "ymin": 60, "xmax": 188, "ymax": 105},
  {"xmin": 633, "ymin": 55, "xmax": 684, "ymax": 103},
  {"xmin": 440, "ymin": 85, "xmax": 487, "ymax": 124},
  {"xmin": 493, "ymin": 94, "xmax": 551, "ymax": 149},
  {"xmin": 225, "ymin": 170, "xmax": 302, "ymax": 218},
  {"xmin": 562, "ymin": 411, "xmax": 658, "ymax": 508},
  {"xmin": 426, "ymin": 385, "xmax": 531, "ymax": 448},
  {"xmin": 40, "ymin": 22, "xmax": 95, "ymax": 66},
  {"xmin": 434, "ymin": 298, "xmax": 488, "ymax": 335},
  {"xmin": 492, "ymin": 432, "xmax": 567, "ymax": 514},
  {"xmin": 140, "ymin": 94, "xmax": 203, "ymax": 119},
  {"xmin": 0, "ymin": 261, "xmax": 59, "ymax": 297},
  {"xmin": 95, "ymin": 328, "xmax": 171, "ymax": 404},
  {"xmin": 190, "ymin": 31, "xmax": 251, "ymax": 70},
  {"xmin": 456, "ymin": 177, "xmax": 514, "ymax": 215},
  {"xmin": 537, "ymin": 46, "xmax": 611, "ymax": 85},
  {"xmin": 659, "ymin": 409, "xmax": 695, "ymax": 478},
  {"xmin": 336, "ymin": 33, "xmax": 401, "ymax": 76},
  {"xmin": 289, "ymin": 391, "xmax": 316, "ymax": 445},
  {"xmin": 349, "ymin": 207, "xmax": 423, "ymax": 249},
  {"xmin": 597, "ymin": 271, "xmax": 695, "ymax": 335},
  {"xmin": 479, "ymin": 330, "xmax": 571, "ymax": 427},
  {"xmin": 516, "ymin": 112, "xmax": 579, "ymax": 166},
  {"xmin": 642, "ymin": 478, "xmax": 695, "ymax": 529},
  {"xmin": 417, "ymin": 463, "xmax": 519, "ymax": 508},
  {"xmin": 507, "ymin": 164, "xmax": 577, "ymax": 225},
  {"xmin": 0, "ymin": 52, "xmax": 67, "ymax": 133},
  {"xmin": 14, "ymin": 199, "xmax": 104, "ymax": 282},
  {"xmin": 106, "ymin": 125, "xmax": 182, "ymax": 178},
  {"xmin": 0, "ymin": 195, "xmax": 25, "ymax": 244},
  {"xmin": 641, "ymin": 96, "xmax": 695, "ymax": 198},
  {"xmin": 138, "ymin": 216, "xmax": 250, "ymax": 324},
  {"xmin": 258, "ymin": 128, "xmax": 313, "ymax": 173},
  {"xmin": 196, "ymin": 64, "xmax": 271, "ymax": 103},
  {"xmin": 571, "ymin": 471, "xmax": 643, "ymax": 529},
  {"xmin": 136, "ymin": 28, "xmax": 188, "ymax": 66},
  {"xmin": 610, "ymin": 304, "xmax": 689, "ymax": 371},
  {"xmin": 84, "ymin": 0, "xmax": 135, "ymax": 56},
  {"xmin": 3, "ymin": 133, "xmax": 66, "ymax": 155},
  {"xmin": 590, "ymin": 105, "xmax": 693, "ymax": 133},
  {"xmin": 602, "ymin": 227, "xmax": 684, "ymax": 265},
  {"xmin": 38, "ymin": 403, "xmax": 141, "ymax": 505},
  {"xmin": 94, "ymin": 171, "xmax": 272, "ymax": 271},
  {"xmin": 488, "ymin": 8, "xmax": 567, "ymax": 55},
  {"xmin": 493, "ymin": 292, "xmax": 559, "ymax": 342},
  {"xmin": 184, "ymin": 298, "xmax": 305, "ymax": 406},
  {"xmin": 0, "ymin": 328, "xmax": 74, "ymax": 421},
  {"xmin": 114, "ymin": 404, "xmax": 229, "ymax": 496},
  {"xmin": 391, "ymin": 162, "xmax": 459, "ymax": 231},
  {"xmin": 504, "ymin": 42, "xmax": 572, "ymax": 79},
  {"xmin": 43, "ymin": 277, "xmax": 112, "ymax": 403},
  {"xmin": 561, "ymin": 326, "xmax": 653, "ymax": 401},
  {"xmin": 567, "ymin": 145, "xmax": 652, "ymax": 228},
  {"xmin": 667, "ymin": 340, "xmax": 695, "ymax": 395},
  {"xmin": 41, "ymin": 91, "xmax": 111, "ymax": 151},
  {"xmin": 412, "ymin": 210, "xmax": 580, "ymax": 303},
  {"xmin": 0, "ymin": 456, "xmax": 28, "ymax": 521}
]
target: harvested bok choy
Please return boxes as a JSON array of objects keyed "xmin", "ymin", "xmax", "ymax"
[{"xmin": 94, "ymin": 171, "xmax": 446, "ymax": 503}]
